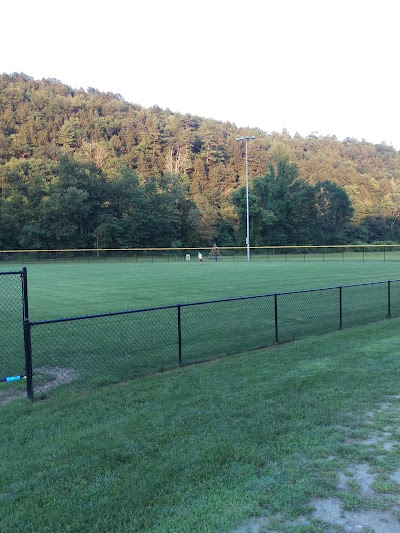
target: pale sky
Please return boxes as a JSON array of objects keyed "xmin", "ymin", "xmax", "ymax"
[{"xmin": 2, "ymin": 0, "xmax": 400, "ymax": 148}]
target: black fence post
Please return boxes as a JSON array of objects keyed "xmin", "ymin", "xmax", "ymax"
[
  {"xmin": 388, "ymin": 281, "xmax": 391, "ymax": 318},
  {"xmin": 274, "ymin": 294, "xmax": 279, "ymax": 343},
  {"xmin": 339, "ymin": 286, "xmax": 343, "ymax": 330},
  {"xmin": 21, "ymin": 267, "xmax": 29, "ymax": 320},
  {"xmin": 21, "ymin": 267, "xmax": 33, "ymax": 400},
  {"xmin": 177, "ymin": 305, "xmax": 182, "ymax": 366}
]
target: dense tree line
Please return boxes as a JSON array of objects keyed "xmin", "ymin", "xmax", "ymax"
[
  {"xmin": 1, "ymin": 72, "xmax": 400, "ymax": 249},
  {"xmin": 233, "ymin": 158, "xmax": 355, "ymax": 246},
  {"xmin": 0, "ymin": 157, "xmax": 199, "ymax": 249}
]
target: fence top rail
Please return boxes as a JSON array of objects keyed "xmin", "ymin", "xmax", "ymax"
[
  {"xmin": 278, "ymin": 278, "xmax": 400, "ymax": 296},
  {"xmin": 2, "ymin": 244, "xmax": 400, "ymax": 254},
  {"xmin": 30, "ymin": 292, "xmax": 278, "ymax": 326},
  {"xmin": 29, "ymin": 303, "xmax": 182, "ymax": 326},
  {"xmin": 29, "ymin": 278, "xmax": 400, "ymax": 327},
  {"xmin": 0, "ymin": 270, "xmax": 24, "ymax": 276}
]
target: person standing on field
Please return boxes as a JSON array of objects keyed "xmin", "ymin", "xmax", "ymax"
[{"xmin": 198, "ymin": 251, "xmax": 203, "ymax": 262}]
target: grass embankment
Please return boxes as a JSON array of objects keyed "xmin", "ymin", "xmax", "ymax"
[{"xmin": 1, "ymin": 318, "xmax": 400, "ymax": 531}]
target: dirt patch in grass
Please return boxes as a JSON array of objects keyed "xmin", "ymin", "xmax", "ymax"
[
  {"xmin": 233, "ymin": 399, "xmax": 400, "ymax": 532},
  {"xmin": 311, "ymin": 497, "xmax": 400, "ymax": 532},
  {"xmin": 0, "ymin": 367, "xmax": 78, "ymax": 405},
  {"xmin": 34, "ymin": 366, "xmax": 79, "ymax": 392}
]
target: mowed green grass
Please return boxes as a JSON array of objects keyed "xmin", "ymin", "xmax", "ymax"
[
  {"xmin": 2, "ymin": 257, "xmax": 400, "ymax": 389},
  {"xmin": 3, "ymin": 256, "xmax": 400, "ymax": 320},
  {"xmin": 2, "ymin": 258, "xmax": 400, "ymax": 530},
  {"xmin": 1, "ymin": 318, "xmax": 400, "ymax": 532}
]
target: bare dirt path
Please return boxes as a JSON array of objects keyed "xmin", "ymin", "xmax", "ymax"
[{"xmin": 234, "ymin": 397, "xmax": 400, "ymax": 532}]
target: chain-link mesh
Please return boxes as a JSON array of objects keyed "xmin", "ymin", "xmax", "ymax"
[
  {"xmin": 3, "ymin": 245, "xmax": 400, "ymax": 263},
  {"xmin": 0, "ymin": 271, "xmax": 25, "ymax": 402},
  {"xmin": 30, "ymin": 306, "xmax": 179, "ymax": 395},
  {"xmin": 277, "ymin": 288, "xmax": 339, "ymax": 343},
  {"xmin": 343, "ymin": 282, "xmax": 389, "ymax": 327},
  {"xmin": 389, "ymin": 281, "xmax": 400, "ymax": 318},
  {"xmin": 26, "ymin": 279, "xmax": 400, "ymax": 399},
  {"xmin": 181, "ymin": 295, "xmax": 276, "ymax": 364}
]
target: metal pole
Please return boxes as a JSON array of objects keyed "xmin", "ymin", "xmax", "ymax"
[
  {"xmin": 21, "ymin": 268, "xmax": 33, "ymax": 400},
  {"xmin": 245, "ymin": 139, "xmax": 250, "ymax": 262},
  {"xmin": 236, "ymin": 136, "xmax": 255, "ymax": 262},
  {"xmin": 22, "ymin": 267, "xmax": 29, "ymax": 320}
]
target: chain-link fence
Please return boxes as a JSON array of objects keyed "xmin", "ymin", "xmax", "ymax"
[
  {"xmin": 0, "ymin": 270, "xmax": 29, "ymax": 403},
  {"xmin": 2, "ymin": 245, "xmax": 400, "ymax": 263},
  {"xmin": 24, "ymin": 279, "xmax": 400, "ymax": 400}
]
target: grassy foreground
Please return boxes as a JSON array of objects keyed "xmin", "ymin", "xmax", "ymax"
[{"xmin": 1, "ymin": 318, "xmax": 400, "ymax": 532}]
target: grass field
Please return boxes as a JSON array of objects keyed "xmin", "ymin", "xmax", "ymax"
[
  {"xmin": 1, "ymin": 318, "xmax": 400, "ymax": 531},
  {"xmin": 2, "ymin": 259, "xmax": 400, "ymax": 530},
  {"xmin": 2, "ymin": 258, "xmax": 400, "ymax": 395},
  {"xmin": 3, "ymin": 258, "xmax": 400, "ymax": 320}
]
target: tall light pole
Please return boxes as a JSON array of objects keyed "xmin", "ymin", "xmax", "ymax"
[{"xmin": 236, "ymin": 136, "xmax": 255, "ymax": 262}]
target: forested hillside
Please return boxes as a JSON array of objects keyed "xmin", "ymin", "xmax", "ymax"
[{"xmin": 1, "ymin": 72, "xmax": 400, "ymax": 249}]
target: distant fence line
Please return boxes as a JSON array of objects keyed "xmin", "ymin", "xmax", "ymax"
[{"xmin": 1, "ymin": 244, "xmax": 400, "ymax": 262}]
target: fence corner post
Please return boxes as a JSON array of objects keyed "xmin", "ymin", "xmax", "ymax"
[{"xmin": 22, "ymin": 266, "xmax": 29, "ymax": 320}]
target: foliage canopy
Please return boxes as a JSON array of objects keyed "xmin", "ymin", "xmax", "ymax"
[{"xmin": 1, "ymin": 73, "xmax": 400, "ymax": 248}]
